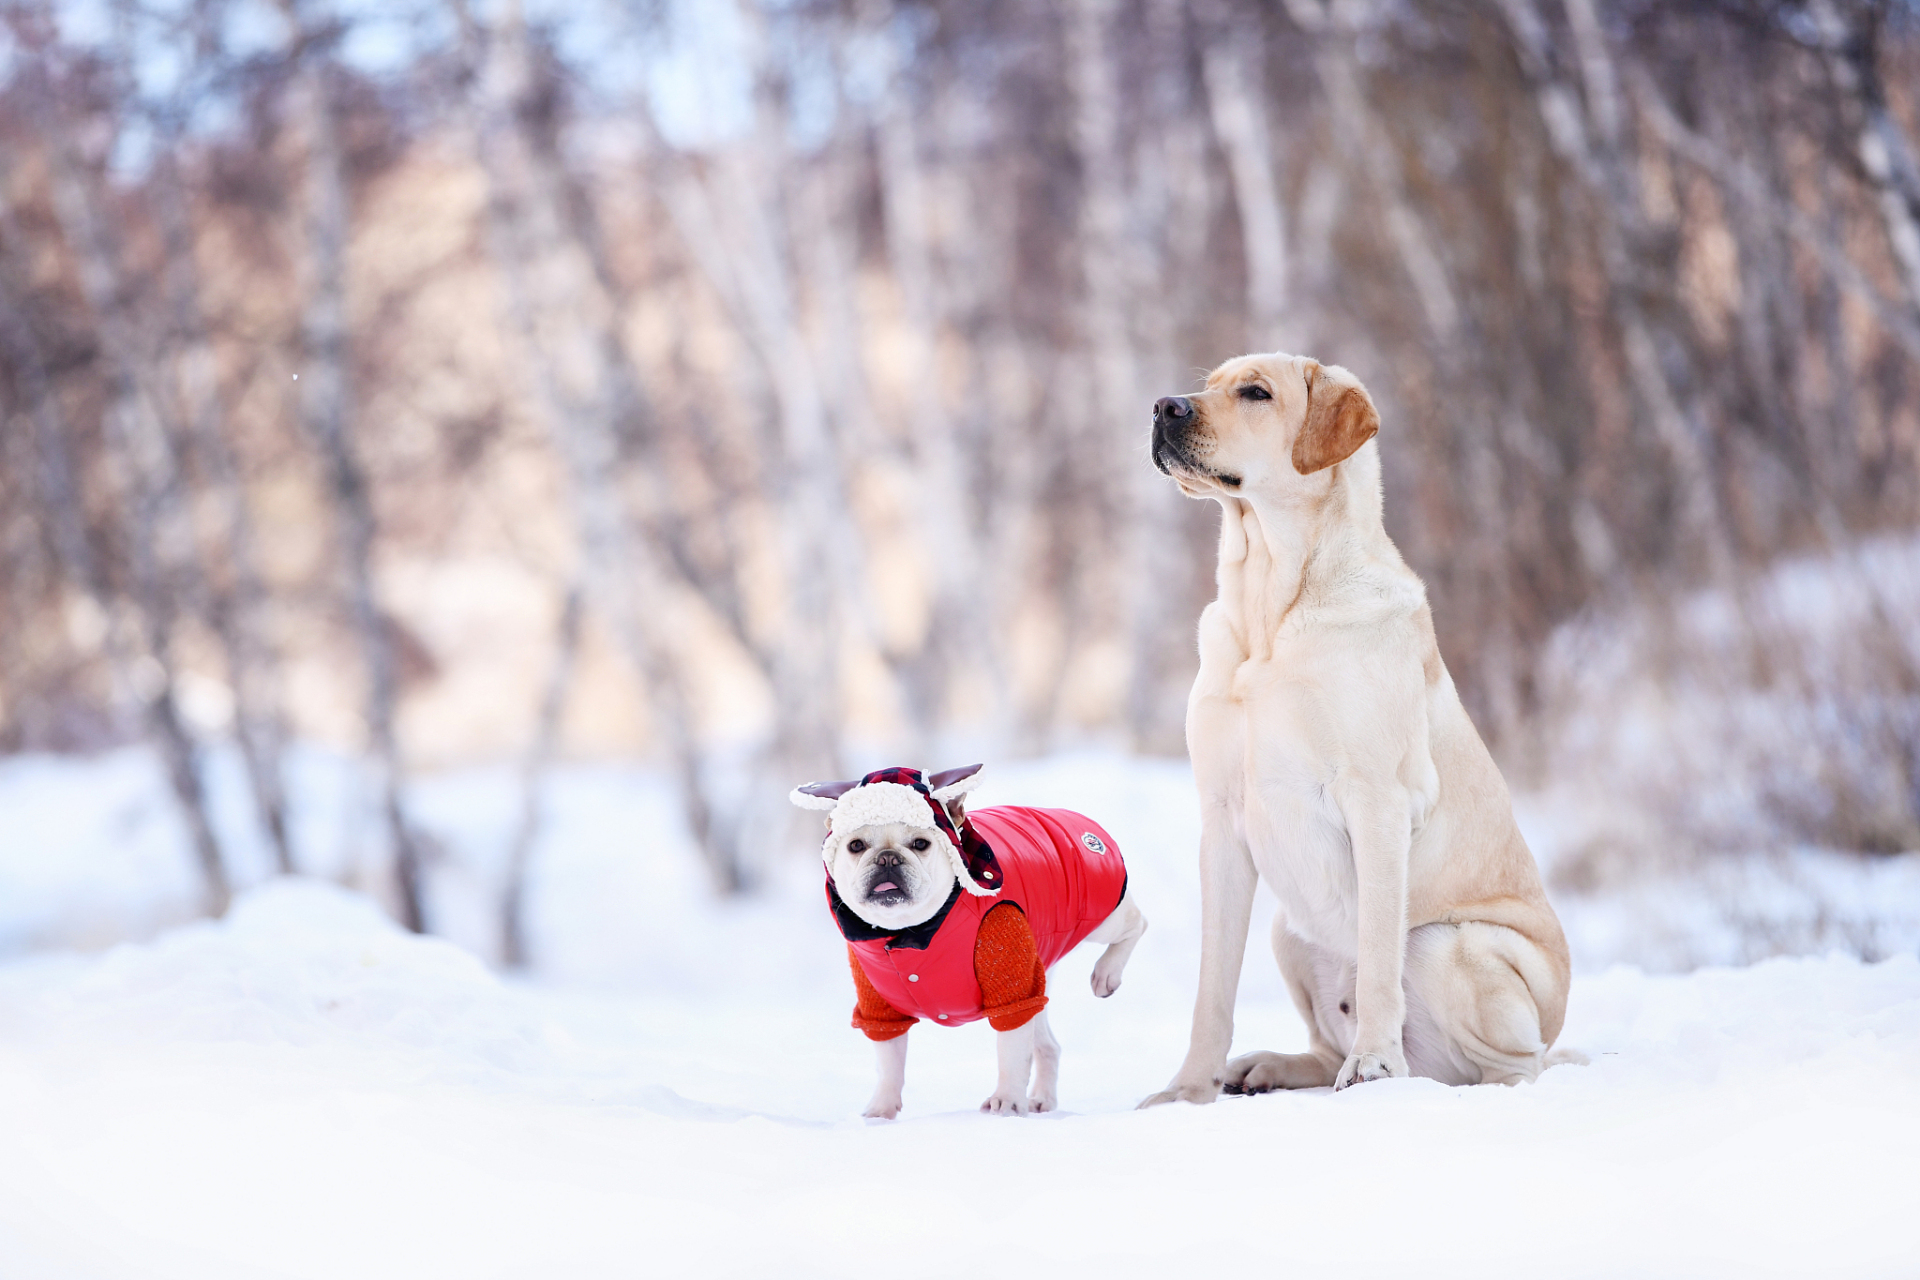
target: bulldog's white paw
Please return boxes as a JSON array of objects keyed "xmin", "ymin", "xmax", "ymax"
[
  {"xmin": 1028, "ymin": 1089, "xmax": 1057, "ymax": 1113},
  {"xmin": 1334, "ymin": 1047, "xmax": 1408, "ymax": 1090},
  {"xmin": 1090, "ymin": 958, "xmax": 1124, "ymax": 998},
  {"xmin": 863, "ymin": 1093, "xmax": 902, "ymax": 1120},
  {"xmin": 1136, "ymin": 1075, "xmax": 1222, "ymax": 1108},
  {"xmin": 981, "ymin": 1090, "xmax": 1030, "ymax": 1115}
]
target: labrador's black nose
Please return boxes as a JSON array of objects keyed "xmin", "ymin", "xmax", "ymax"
[{"xmin": 1154, "ymin": 395, "xmax": 1193, "ymax": 422}]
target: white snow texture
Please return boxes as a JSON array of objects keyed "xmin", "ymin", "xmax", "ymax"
[{"xmin": 1, "ymin": 750, "xmax": 1917, "ymax": 1279}]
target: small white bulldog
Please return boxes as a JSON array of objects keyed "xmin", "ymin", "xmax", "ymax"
[{"xmin": 794, "ymin": 764, "xmax": 1147, "ymax": 1117}]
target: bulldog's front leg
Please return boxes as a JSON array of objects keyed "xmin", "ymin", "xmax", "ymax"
[
  {"xmin": 865, "ymin": 1034, "xmax": 908, "ymax": 1119},
  {"xmin": 1335, "ymin": 783, "xmax": 1412, "ymax": 1090},
  {"xmin": 982, "ymin": 1021, "xmax": 1036, "ymax": 1115}
]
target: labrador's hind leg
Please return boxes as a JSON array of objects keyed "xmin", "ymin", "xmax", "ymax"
[
  {"xmin": 1224, "ymin": 916, "xmax": 1345, "ymax": 1092},
  {"xmin": 1403, "ymin": 921, "xmax": 1563, "ymax": 1086},
  {"xmin": 1221, "ymin": 1050, "xmax": 1337, "ymax": 1093}
]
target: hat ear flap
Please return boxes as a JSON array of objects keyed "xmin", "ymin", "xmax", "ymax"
[
  {"xmin": 928, "ymin": 763, "xmax": 985, "ymax": 802},
  {"xmin": 790, "ymin": 779, "xmax": 858, "ymax": 810},
  {"xmin": 947, "ymin": 838, "xmax": 999, "ymax": 896}
]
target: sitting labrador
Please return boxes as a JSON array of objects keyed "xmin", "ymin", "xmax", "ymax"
[
  {"xmin": 793, "ymin": 765, "xmax": 1147, "ymax": 1118},
  {"xmin": 1140, "ymin": 353, "xmax": 1572, "ymax": 1104}
]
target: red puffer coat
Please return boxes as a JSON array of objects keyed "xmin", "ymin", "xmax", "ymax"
[{"xmin": 830, "ymin": 806, "xmax": 1129, "ymax": 1032}]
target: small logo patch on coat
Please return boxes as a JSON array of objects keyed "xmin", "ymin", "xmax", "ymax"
[{"xmin": 1081, "ymin": 832, "xmax": 1107, "ymax": 855}]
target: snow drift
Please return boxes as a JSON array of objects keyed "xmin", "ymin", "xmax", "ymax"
[
  {"xmin": 2, "ymin": 745, "xmax": 1919, "ymax": 1278},
  {"xmin": 1, "ymin": 878, "xmax": 1916, "ymax": 1279}
]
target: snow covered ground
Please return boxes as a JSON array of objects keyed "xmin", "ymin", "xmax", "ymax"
[{"xmin": 2, "ymin": 749, "xmax": 1919, "ymax": 1277}]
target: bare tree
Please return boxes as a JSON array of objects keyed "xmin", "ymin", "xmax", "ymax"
[
  {"xmin": 500, "ymin": 580, "xmax": 580, "ymax": 968},
  {"xmin": 6, "ymin": 0, "xmax": 1920, "ymax": 917},
  {"xmin": 455, "ymin": 0, "xmax": 748, "ymax": 890},
  {"xmin": 146, "ymin": 24, "xmax": 298, "ymax": 876},
  {"xmin": 281, "ymin": 2, "xmax": 427, "ymax": 929},
  {"xmin": 24, "ymin": 52, "xmax": 233, "ymax": 912},
  {"xmin": 1200, "ymin": 7, "xmax": 1291, "ymax": 349},
  {"xmin": 1807, "ymin": 0, "xmax": 1920, "ymax": 313},
  {"xmin": 859, "ymin": 2, "xmax": 1008, "ymax": 744}
]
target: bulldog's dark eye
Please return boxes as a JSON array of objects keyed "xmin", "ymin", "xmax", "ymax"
[
  {"xmin": 1239, "ymin": 384, "xmax": 1271, "ymax": 401},
  {"xmin": 847, "ymin": 839, "xmax": 867, "ymax": 853},
  {"xmin": 908, "ymin": 837, "xmax": 931, "ymax": 851}
]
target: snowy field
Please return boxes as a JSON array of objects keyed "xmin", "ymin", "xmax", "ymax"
[{"xmin": 3, "ymin": 750, "xmax": 1919, "ymax": 1277}]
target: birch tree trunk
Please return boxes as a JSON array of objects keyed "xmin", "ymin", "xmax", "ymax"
[
  {"xmin": 862, "ymin": 11, "xmax": 1007, "ymax": 744},
  {"xmin": 455, "ymin": 0, "xmax": 742, "ymax": 892},
  {"xmin": 1559, "ymin": 0, "xmax": 1723, "ymax": 580},
  {"xmin": 35, "ymin": 131, "xmax": 232, "ymax": 915},
  {"xmin": 787, "ymin": 126, "xmax": 947, "ymax": 750},
  {"xmin": 1201, "ymin": 22, "xmax": 1292, "ymax": 349},
  {"xmin": 283, "ymin": 8, "xmax": 427, "ymax": 929},
  {"xmin": 152, "ymin": 137, "xmax": 297, "ymax": 876},
  {"xmin": 500, "ymin": 581, "xmax": 580, "ymax": 968},
  {"xmin": 680, "ymin": 152, "xmax": 846, "ymax": 774},
  {"xmin": 639, "ymin": 11, "xmax": 856, "ymax": 799},
  {"xmin": 651, "ymin": 156, "xmax": 851, "ymax": 869},
  {"xmin": 1064, "ymin": 0, "xmax": 1190, "ymax": 750},
  {"xmin": 1293, "ymin": 3, "xmax": 1461, "ymax": 342},
  {"xmin": 1497, "ymin": 0, "xmax": 1737, "ymax": 587},
  {"xmin": 1809, "ymin": 0, "xmax": 1920, "ymax": 315}
]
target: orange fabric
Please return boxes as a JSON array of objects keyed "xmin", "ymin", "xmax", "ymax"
[
  {"xmin": 849, "ymin": 946, "xmax": 916, "ymax": 1041},
  {"xmin": 975, "ymin": 902, "xmax": 1048, "ymax": 1031}
]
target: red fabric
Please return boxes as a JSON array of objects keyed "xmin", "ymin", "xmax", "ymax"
[
  {"xmin": 842, "ymin": 805, "xmax": 1128, "ymax": 1031},
  {"xmin": 848, "ymin": 903, "xmax": 1049, "ymax": 1040}
]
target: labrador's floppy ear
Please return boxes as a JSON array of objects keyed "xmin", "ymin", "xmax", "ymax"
[
  {"xmin": 790, "ymin": 779, "xmax": 859, "ymax": 810},
  {"xmin": 1292, "ymin": 361, "xmax": 1380, "ymax": 475},
  {"xmin": 928, "ymin": 763, "xmax": 985, "ymax": 801}
]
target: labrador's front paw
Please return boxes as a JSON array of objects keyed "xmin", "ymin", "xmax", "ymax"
[
  {"xmin": 981, "ymin": 1089, "xmax": 1030, "ymax": 1116},
  {"xmin": 863, "ymin": 1093, "xmax": 903, "ymax": 1120},
  {"xmin": 1136, "ymin": 1075, "xmax": 1222, "ymax": 1108},
  {"xmin": 1333, "ymin": 1047, "xmax": 1407, "ymax": 1090}
]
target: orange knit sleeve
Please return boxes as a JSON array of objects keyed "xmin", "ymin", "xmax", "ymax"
[
  {"xmin": 975, "ymin": 902, "xmax": 1048, "ymax": 1031},
  {"xmin": 849, "ymin": 946, "xmax": 916, "ymax": 1041}
]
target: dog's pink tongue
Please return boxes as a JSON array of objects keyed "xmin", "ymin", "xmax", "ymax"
[{"xmin": 872, "ymin": 881, "xmax": 898, "ymax": 894}]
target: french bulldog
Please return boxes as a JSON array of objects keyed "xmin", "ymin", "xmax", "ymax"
[{"xmin": 794, "ymin": 763, "xmax": 1147, "ymax": 1118}]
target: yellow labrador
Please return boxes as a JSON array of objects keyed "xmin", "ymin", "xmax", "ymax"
[{"xmin": 1141, "ymin": 353, "xmax": 1571, "ymax": 1104}]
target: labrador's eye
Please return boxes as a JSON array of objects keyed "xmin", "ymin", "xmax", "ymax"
[
  {"xmin": 908, "ymin": 837, "xmax": 931, "ymax": 852},
  {"xmin": 847, "ymin": 839, "xmax": 867, "ymax": 854},
  {"xmin": 1239, "ymin": 384, "xmax": 1272, "ymax": 401}
]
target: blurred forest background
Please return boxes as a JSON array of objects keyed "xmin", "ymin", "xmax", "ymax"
[{"xmin": 2, "ymin": 0, "xmax": 1918, "ymax": 948}]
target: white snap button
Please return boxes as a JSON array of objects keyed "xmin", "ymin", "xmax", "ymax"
[
  {"xmin": 907, "ymin": 973, "xmax": 919, "ymax": 982},
  {"xmin": 938, "ymin": 1014, "xmax": 947, "ymax": 1019}
]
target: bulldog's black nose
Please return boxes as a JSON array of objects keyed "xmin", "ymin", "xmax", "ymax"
[
  {"xmin": 874, "ymin": 850, "xmax": 903, "ymax": 867},
  {"xmin": 1154, "ymin": 396, "xmax": 1193, "ymax": 422}
]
